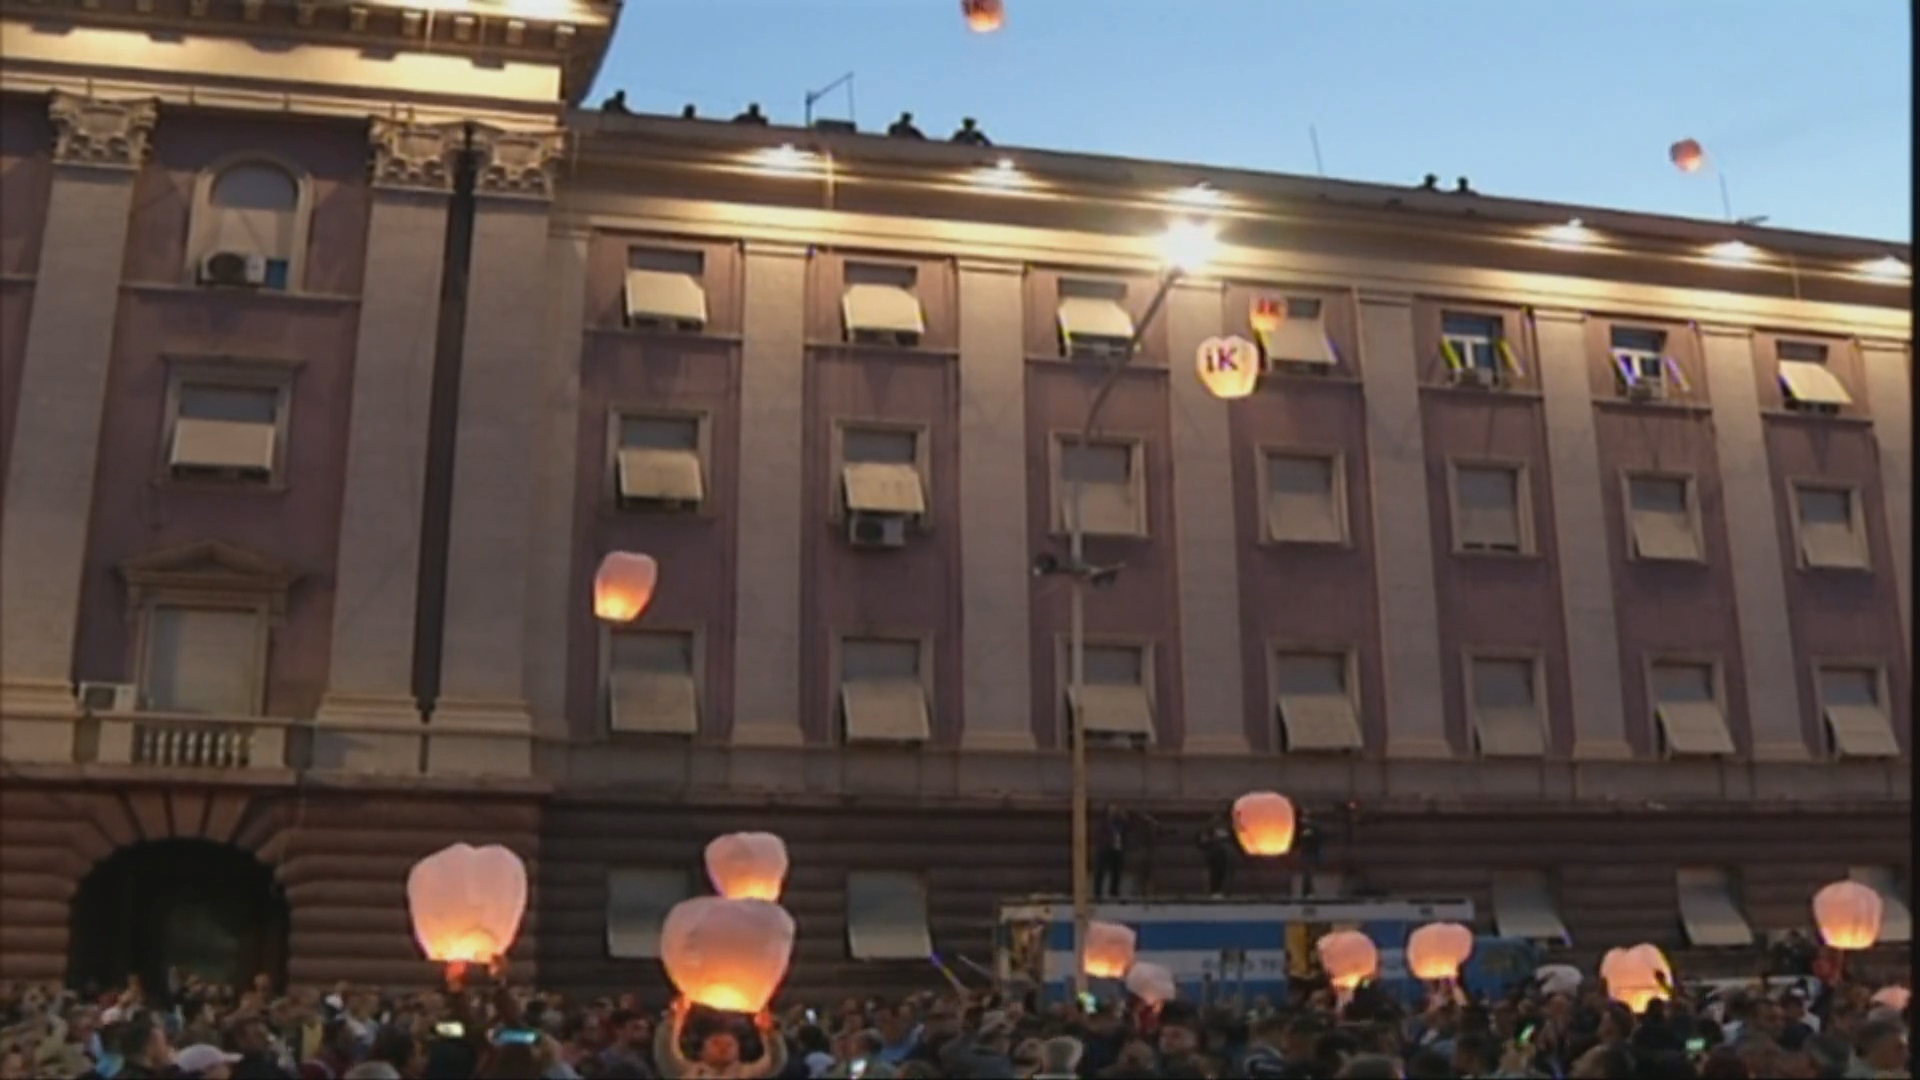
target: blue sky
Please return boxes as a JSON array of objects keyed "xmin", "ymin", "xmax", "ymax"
[{"xmin": 595, "ymin": 0, "xmax": 1911, "ymax": 242}]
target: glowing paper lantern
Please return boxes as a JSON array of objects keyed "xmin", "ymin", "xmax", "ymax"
[
  {"xmin": 1124, "ymin": 961, "xmax": 1176, "ymax": 1006},
  {"xmin": 406, "ymin": 844, "xmax": 528, "ymax": 964},
  {"xmin": 1084, "ymin": 921, "xmax": 1137, "ymax": 979},
  {"xmin": 1871, "ymin": 986, "xmax": 1910, "ymax": 1011},
  {"xmin": 1536, "ymin": 963, "xmax": 1583, "ymax": 997},
  {"xmin": 1601, "ymin": 944, "xmax": 1672, "ymax": 1013},
  {"xmin": 1813, "ymin": 880, "xmax": 1883, "ymax": 951},
  {"xmin": 1669, "ymin": 139, "xmax": 1705, "ymax": 173},
  {"xmin": 1316, "ymin": 930, "xmax": 1378, "ymax": 992},
  {"xmin": 593, "ymin": 551, "xmax": 658, "ymax": 623},
  {"xmin": 1406, "ymin": 922, "xmax": 1475, "ymax": 982},
  {"xmin": 660, "ymin": 897, "xmax": 795, "ymax": 1014},
  {"xmin": 1195, "ymin": 336, "xmax": 1261, "ymax": 400},
  {"xmin": 1232, "ymin": 791, "xmax": 1296, "ymax": 857},
  {"xmin": 704, "ymin": 832, "xmax": 789, "ymax": 902},
  {"xmin": 961, "ymin": 0, "xmax": 1004, "ymax": 32}
]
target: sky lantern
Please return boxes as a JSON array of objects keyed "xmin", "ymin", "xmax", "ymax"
[
  {"xmin": 1601, "ymin": 944, "xmax": 1671, "ymax": 1013},
  {"xmin": 406, "ymin": 844, "xmax": 528, "ymax": 969},
  {"xmin": 1406, "ymin": 922, "xmax": 1475, "ymax": 982},
  {"xmin": 1124, "ymin": 961, "xmax": 1176, "ymax": 1006},
  {"xmin": 1872, "ymin": 986, "xmax": 1910, "ymax": 1012},
  {"xmin": 1232, "ymin": 791, "xmax": 1296, "ymax": 856},
  {"xmin": 961, "ymin": 0, "xmax": 1004, "ymax": 32},
  {"xmin": 1813, "ymin": 880, "xmax": 1883, "ymax": 951},
  {"xmin": 704, "ymin": 832, "xmax": 789, "ymax": 902},
  {"xmin": 1083, "ymin": 921, "xmax": 1137, "ymax": 979},
  {"xmin": 1669, "ymin": 138, "xmax": 1705, "ymax": 174},
  {"xmin": 1195, "ymin": 336, "xmax": 1260, "ymax": 400},
  {"xmin": 660, "ymin": 897, "xmax": 795, "ymax": 1014},
  {"xmin": 593, "ymin": 551, "xmax": 658, "ymax": 623},
  {"xmin": 1316, "ymin": 930, "xmax": 1378, "ymax": 1000},
  {"xmin": 1535, "ymin": 963, "xmax": 1582, "ymax": 997}
]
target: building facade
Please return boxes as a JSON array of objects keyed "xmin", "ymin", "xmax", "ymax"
[{"xmin": 0, "ymin": 0, "xmax": 1911, "ymax": 998}]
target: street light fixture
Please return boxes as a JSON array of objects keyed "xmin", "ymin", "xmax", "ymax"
[{"xmin": 1053, "ymin": 220, "xmax": 1220, "ymax": 995}]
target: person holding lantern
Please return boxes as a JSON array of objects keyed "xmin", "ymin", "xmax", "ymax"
[{"xmin": 653, "ymin": 997, "xmax": 785, "ymax": 1080}]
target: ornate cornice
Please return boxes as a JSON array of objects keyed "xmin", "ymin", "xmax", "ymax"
[
  {"xmin": 470, "ymin": 124, "xmax": 565, "ymax": 201},
  {"xmin": 48, "ymin": 90, "xmax": 158, "ymax": 170},
  {"xmin": 368, "ymin": 118, "xmax": 464, "ymax": 193}
]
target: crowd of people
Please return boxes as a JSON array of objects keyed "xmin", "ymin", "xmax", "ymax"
[{"xmin": 0, "ymin": 960, "xmax": 1911, "ymax": 1080}]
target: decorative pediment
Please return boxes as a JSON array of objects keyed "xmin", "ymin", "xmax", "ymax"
[
  {"xmin": 49, "ymin": 90, "xmax": 159, "ymax": 170},
  {"xmin": 469, "ymin": 124, "xmax": 564, "ymax": 200},
  {"xmin": 119, "ymin": 541, "xmax": 299, "ymax": 610}
]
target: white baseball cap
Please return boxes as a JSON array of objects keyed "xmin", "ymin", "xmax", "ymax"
[{"xmin": 173, "ymin": 1044, "xmax": 243, "ymax": 1073}]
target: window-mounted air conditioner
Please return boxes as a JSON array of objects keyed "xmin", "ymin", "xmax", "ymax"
[
  {"xmin": 78, "ymin": 681, "xmax": 139, "ymax": 713},
  {"xmin": 199, "ymin": 251, "xmax": 268, "ymax": 287},
  {"xmin": 846, "ymin": 511, "xmax": 908, "ymax": 549}
]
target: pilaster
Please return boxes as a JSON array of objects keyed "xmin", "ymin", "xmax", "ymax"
[{"xmin": 1859, "ymin": 338, "xmax": 1912, "ymax": 656}]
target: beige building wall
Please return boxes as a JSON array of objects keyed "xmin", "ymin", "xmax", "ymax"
[{"xmin": 1860, "ymin": 338, "xmax": 1912, "ymax": 654}]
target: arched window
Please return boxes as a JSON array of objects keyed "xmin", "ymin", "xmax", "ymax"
[{"xmin": 193, "ymin": 160, "xmax": 306, "ymax": 291}]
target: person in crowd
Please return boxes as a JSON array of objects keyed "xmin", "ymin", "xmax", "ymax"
[
  {"xmin": 654, "ymin": 997, "xmax": 785, "ymax": 1080},
  {"xmin": 1195, "ymin": 814, "xmax": 1237, "ymax": 896},
  {"xmin": 600, "ymin": 1008, "xmax": 654, "ymax": 1076},
  {"xmin": 1855, "ymin": 1017, "xmax": 1910, "ymax": 1078},
  {"xmin": 174, "ymin": 1043, "xmax": 244, "ymax": 1080},
  {"xmin": 1029, "ymin": 1035, "xmax": 1081, "ymax": 1080},
  {"xmin": 298, "ymin": 1018, "xmax": 359, "ymax": 1080},
  {"xmin": 340, "ymin": 1065, "xmax": 400, "ymax": 1080},
  {"xmin": 949, "ymin": 118, "xmax": 990, "ymax": 146},
  {"xmin": 1092, "ymin": 805, "xmax": 1133, "ymax": 900},
  {"xmin": 83, "ymin": 1012, "xmax": 169, "ymax": 1080}
]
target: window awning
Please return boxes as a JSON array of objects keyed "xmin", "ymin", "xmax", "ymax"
[
  {"xmin": 618, "ymin": 448, "xmax": 704, "ymax": 503},
  {"xmin": 1825, "ymin": 704, "xmax": 1901, "ymax": 758},
  {"xmin": 1676, "ymin": 867, "xmax": 1754, "ymax": 947},
  {"xmin": 1798, "ymin": 490, "xmax": 1866, "ymax": 569},
  {"xmin": 843, "ymin": 463, "xmax": 926, "ymax": 516},
  {"xmin": 1057, "ymin": 296, "xmax": 1134, "ymax": 351},
  {"xmin": 1069, "ymin": 684, "xmax": 1155, "ymax": 739},
  {"xmin": 1491, "ymin": 871, "xmax": 1570, "ymax": 943},
  {"xmin": 624, "ymin": 268, "xmax": 708, "ymax": 327},
  {"xmin": 1257, "ymin": 317, "xmax": 1336, "ymax": 366},
  {"xmin": 606, "ymin": 869, "xmax": 691, "ymax": 959},
  {"xmin": 1474, "ymin": 706, "xmax": 1545, "ymax": 758},
  {"xmin": 172, "ymin": 418, "xmax": 275, "ymax": 471},
  {"xmin": 1062, "ymin": 484, "xmax": 1138, "ymax": 536},
  {"xmin": 1777, "ymin": 360, "xmax": 1852, "ymax": 406},
  {"xmin": 846, "ymin": 871, "xmax": 932, "ymax": 961},
  {"xmin": 842, "ymin": 283, "xmax": 926, "ymax": 338},
  {"xmin": 609, "ymin": 670, "xmax": 699, "ymax": 735},
  {"xmin": 1277, "ymin": 695, "xmax": 1363, "ymax": 752},
  {"xmin": 1630, "ymin": 510, "xmax": 1698, "ymax": 561},
  {"xmin": 1848, "ymin": 867, "xmax": 1912, "ymax": 944},
  {"xmin": 841, "ymin": 680, "xmax": 931, "ymax": 742},
  {"xmin": 1657, "ymin": 702, "xmax": 1736, "ymax": 757}
]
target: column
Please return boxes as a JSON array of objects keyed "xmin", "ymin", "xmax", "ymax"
[
  {"xmin": 1860, "ymin": 338, "xmax": 1911, "ymax": 655},
  {"xmin": 428, "ymin": 126, "xmax": 564, "ymax": 776},
  {"xmin": 313, "ymin": 120, "xmax": 460, "ymax": 773},
  {"xmin": 1357, "ymin": 292, "xmax": 1451, "ymax": 758},
  {"xmin": 0, "ymin": 92, "xmax": 153, "ymax": 763},
  {"xmin": 1532, "ymin": 310, "xmax": 1631, "ymax": 759},
  {"xmin": 1165, "ymin": 279, "xmax": 1248, "ymax": 755},
  {"xmin": 1699, "ymin": 324, "xmax": 1805, "ymax": 759},
  {"xmin": 955, "ymin": 259, "xmax": 1035, "ymax": 751},
  {"xmin": 729, "ymin": 242, "xmax": 808, "ymax": 746}
]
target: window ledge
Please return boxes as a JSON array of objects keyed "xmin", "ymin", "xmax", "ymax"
[
  {"xmin": 1045, "ymin": 528, "xmax": 1151, "ymax": 542},
  {"xmin": 1452, "ymin": 547, "xmax": 1542, "ymax": 560},
  {"xmin": 586, "ymin": 325, "xmax": 744, "ymax": 345},
  {"xmin": 0, "ymin": 271, "xmax": 34, "ymax": 286},
  {"xmin": 154, "ymin": 476, "xmax": 290, "ymax": 496},
  {"xmin": 600, "ymin": 500, "xmax": 717, "ymax": 523},
  {"xmin": 1594, "ymin": 397, "xmax": 1714, "ymax": 416},
  {"xmin": 1761, "ymin": 409, "xmax": 1876, "ymax": 428},
  {"xmin": 1627, "ymin": 555, "xmax": 1709, "ymax": 568},
  {"xmin": 1422, "ymin": 383, "xmax": 1544, "ymax": 401},
  {"xmin": 1260, "ymin": 371, "xmax": 1363, "ymax": 389},
  {"xmin": 1259, "ymin": 537, "xmax": 1358, "ymax": 551},
  {"xmin": 123, "ymin": 280, "xmax": 360, "ymax": 306},
  {"xmin": 809, "ymin": 341, "xmax": 959, "ymax": 361},
  {"xmin": 1027, "ymin": 354, "xmax": 1169, "ymax": 372},
  {"xmin": 1798, "ymin": 562, "xmax": 1875, "ymax": 576}
]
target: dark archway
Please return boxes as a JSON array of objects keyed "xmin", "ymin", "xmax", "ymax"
[{"xmin": 67, "ymin": 839, "xmax": 289, "ymax": 995}]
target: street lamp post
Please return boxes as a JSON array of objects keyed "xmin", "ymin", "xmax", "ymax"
[{"xmin": 1064, "ymin": 221, "xmax": 1218, "ymax": 996}]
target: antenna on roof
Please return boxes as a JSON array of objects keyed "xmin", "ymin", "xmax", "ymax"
[
  {"xmin": 1308, "ymin": 125, "xmax": 1326, "ymax": 177},
  {"xmin": 804, "ymin": 72, "xmax": 856, "ymax": 128}
]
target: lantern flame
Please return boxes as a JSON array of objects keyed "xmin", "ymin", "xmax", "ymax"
[
  {"xmin": 1232, "ymin": 791, "xmax": 1296, "ymax": 857},
  {"xmin": 660, "ymin": 897, "xmax": 796, "ymax": 1014},
  {"xmin": 704, "ymin": 832, "xmax": 789, "ymax": 902},
  {"xmin": 1084, "ymin": 921, "xmax": 1137, "ymax": 979},
  {"xmin": 1406, "ymin": 922, "xmax": 1475, "ymax": 982},
  {"xmin": 1601, "ymin": 944, "xmax": 1673, "ymax": 1013},
  {"xmin": 1813, "ymin": 880, "xmax": 1883, "ymax": 951},
  {"xmin": 406, "ymin": 844, "xmax": 528, "ymax": 965},
  {"xmin": 1670, "ymin": 139, "xmax": 1706, "ymax": 174},
  {"xmin": 961, "ymin": 0, "xmax": 1003, "ymax": 32},
  {"xmin": 1316, "ymin": 930, "xmax": 1378, "ymax": 991},
  {"xmin": 593, "ymin": 551, "xmax": 658, "ymax": 623}
]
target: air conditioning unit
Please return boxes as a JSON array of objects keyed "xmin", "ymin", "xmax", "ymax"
[
  {"xmin": 851, "ymin": 328, "xmax": 922, "ymax": 348},
  {"xmin": 1625, "ymin": 378, "xmax": 1663, "ymax": 402},
  {"xmin": 199, "ymin": 250, "xmax": 268, "ymax": 287},
  {"xmin": 847, "ymin": 511, "xmax": 908, "ymax": 549},
  {"xmin": 77, "ymin": 681, "xmax": 138, "ymax": 713},
  {"xmin": 1068, "ymin": 336, "xmax": 1131, "ymax": 361},
  {"xmin": 1453, "ymin": 366, "xmax": 1499, "ymax": 389}
]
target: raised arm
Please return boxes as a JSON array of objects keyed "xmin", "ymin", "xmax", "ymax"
[
  {"xmin": 653, "ymin": 998, "xmax": 691, "ymax": 1080},
  {"xmin": 740, "ymin": 1012, "xmax": 788, "ymax": 1080}
]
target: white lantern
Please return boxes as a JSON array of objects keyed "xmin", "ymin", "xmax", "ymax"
[
  {"xmin": 1601, "ymin": 944, "xmax": 1671, "ymax": 1013},
  {"xmin": 593, "ymin": 551, "xmax": 658, "ymax": 623},
  {"xmin": 1316, "ymin": 930, "xmax": 1378, "ymax": 992},
  {"xmin": 1232, "ymin": 791, "xmax": 1296, "ymax": 857},
  {"xmin": 1535, "ymin": 963, "xmax": 1583, "ymax": 997},
  {"xmin": 660, "ymin": 897, "xmax": 795, "ymax": 1014},
  {"xmin": 704, "ymin": 833, "xmax": 789, "ymax": 902},
  {"xmin": 1195, "ymin": 336, "xmax": 1261, "ymax": 400},
  {"xmin": 406, "ymin": 844, "xmax": 528, "ymax": 965},
  {"xmin": 1406, "ymin": 922, "xmax": 1475, "ymax": 982},
  {"xmin": 1124, "ymin": 961, "xmax": 1176, "ymax": 1006},
  {"xmin": 1871, "ymin": 986, "xmax": 1910, "ymax": 1012},
  {"xmin": 1084, "ymin": 921, "xmax": 1137, "ymax": 979},
  {"xmin": 1813, "ymin": 880, "xmax": 1884, "ymax": 951}
]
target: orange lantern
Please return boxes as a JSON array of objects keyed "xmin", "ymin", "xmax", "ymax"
[
  {"xmin": 660, "ymin": 897, "xmax": 795, "ymax": 1014},
  {"xmin": 961, "ymin": 0, "xmax": 1004, "ymax": 32},
  {"xmin": 1669, "ymin": 139, "xmax": 1705, "ymax": 174},
  {"xmin": 406, "ymin": 843, "xmax": 528, "ymax": 965},
  {"xmin": 1406, "ymin": 922, "xmax": 1475, "ymax": 982},
  {"xmin": 1872, "ymin": 986, "xmax": 1910, "ymax": 1012},
  {"xmin": 1084, "ymin": 921, "xmax": 1137, "ymax": 979},
  {"xmin": 1124, "ymin": 961, "xmax": 1175, "ymax": 1006},
  {"xmin": 593, "ymin": 551, "xmax": 658, "ymax": 623},
  {"xmin": 1813, "ymin": 880, "xmax": 1883, "ymax": 950},
  {"xmin": 1232, "ymin": 791, "xmax": 1296, "ymax": 857},
  {"xmin": 704, "ymin": 832, "xmax": 788, "ymax": 902},
  {"xmin": 1249, "ymin": 297, "xmax": 1283, "ymax": 334},
  {"xmin": 1195, "ymin": 336, "xmax": 1261, "ymax": 400},
  {"xmin": 1315, "ymin": 930, "xmax": 1378, "ymax": 992},
  {"xmin": 1601, "ymin": 944, "xmax": 1671, "ymax": 1013}
]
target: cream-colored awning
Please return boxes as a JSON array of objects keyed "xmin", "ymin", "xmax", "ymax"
[
  {"xmin": 1825, "ymin": 704, "xmax": 1900, "ymax": 758},
  {"xmin": 609, "ymin": 669, "xmax": 698, "ymax": 735},
  {"xmin": 1475, "ymin": 707, "xmax": 1545, "ymax": 757},
  {"xmin": 624, "ymin": 268, "xmax": 707, "ymax": 327},
  {"xmin": 1778, "ymin": 360, "xmax": 1852, "ymax": 406},
  {"xmin": 841, "ymin": 680, "xmax": 931, "ymax": 742},
  {"xmin": 618, "ymin": 448, "xmax": 704, "ymax": 503},
  {"xmin": 1677, "ymin": 867, "xmax": 1754, "ymax": 947},
  {"xmin": 171, "ymin": 418, "xmax": 275, "ymax": 472},
  {"xmin": 1491, "ymin": 871, "xmax": 1570, "ymax": 943},
  {"xmin": 1267, "ymin": 456, "xmax": 1343, "ymax": 543},
  {"xmin": 606, "ymin": 869, "xmax": 690, "ymax": 959},
  {"xmin": 1257, "ymin": 316, "xmax": 1337, "ymax": 366},
  {"xmin": 842, "ymin": 283, "xmax": 926, "ymax": 339},
  {"xmin": 846, "ymin": 871, "xmax": 932, "ymax": 961},
  {"xmin": 1277, "ymin": 695, "xmax": 1363, "ymax": 752},
  {"xmin": 1657, "ymin": 702, "xmax": 1735, "ymax": 757},
  {"xmin": 1057, "ymin": 296, "xmax": 1134, "ymax": 352},
  {"xmin": 1848, "ymin": 867, "xmax": 1912, "ymax": 944},
  {"xmin": 1069, "ymin": 684, "xmax": 1155, "ymax": 739},
  {"xmin": 843, "ymin": 463, "xmax": 926, "ymax": 516},
  {"xmin": 1628, "ymin": 477, "xmax": 1699, "ymax": 560},
  {"xmin": 1797, "ymin": 489, "xmax": 1867, "ymax": 569}
]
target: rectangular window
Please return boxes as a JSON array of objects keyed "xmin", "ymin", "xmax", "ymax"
[
  {"xmin": 616, "ymin": 414, "xmax": 705, "ymax": 509},
  {"xmin": 842, "ymin": 262, "xmax": 925, "ymax": 344},
  {"xmin": 1793, "ymin": 485, "xmax": 1869, "ymax": 570},
  {"xmin": 1817, "ymin": 664, "xmax": 1899, "ymax": 758},
  {"xmin": 1440, "ymin": 311, "xmax": 1520, "ymax": 384},
  {"xmin": 1469, "ymin": 656, "xmax": 1545, "ymax": 757},
  {"xmin": 840, "ymin": 426, "xmax": 927, "ymax": 518},
  {"xmin": 606, "ymin": 868, "xmax": 693, "ymax": 959},
  {"xmin": 1611, "ymin": 326, "xmax": 1683, "ymax": 398},
  {"xmin": 1256, "ymin": 295, "xmax": 1337, "ymax": 367},
  {"xmin": 1056, "ymin": 278, "xmax": 1133, "ymax": 358},
  {"xmin": 1490, "ymin": 869, "xmax": 1570, "ymax": 943},
  {"xmin": 1055, "ymin": 437, "xmax": 1144, "ymax": 536},
  {"xmin": 840, "ymin": 637, "xmax": 930, "ymax": 742},
  {"xmin": 1066, "ymin": 643, "xmax": 1154, "ymax": 744},
  {"xmin": 624, "ymin": 248, "xmax": 708, "ymax": 330},
  {"xmin": 846, "ymin": 871, "xmax": 932, "ymax": 960},
  {"xmin": 607, "ymin": 630, "xmax": 699, "ymax": 735},
  {"xmin": 1649, "ymin": 660, "xmax": 1734, "ymax": 757},
  {"xmin": 1625, "ymin": 473, "xmax": 1702, "ymax": 561},
  {"xmin": 1263, "ymin": 453, "xmax": 1346, "ymax": 544},
  {"xmin": 143, "ymin": 606, "xmax": 262, "ymax": 715},
  {"xmin": 1452, "ymin": 463, "xmax": 1530, "ymax": 554},
  {"xmin": 169, "ymin": 383, "xmax": 281, "ymax": 482},
  {"xmin": 1775, "ymin": 340, "xmax": 1852, "ymax": 411},
  {"xmin": 1272, "ymin": 650, "xmax": 1362, "ymax": 752},
  {"xmin": 1675, "ymin": 867, "xmax": 1755, "ymax": 947}
]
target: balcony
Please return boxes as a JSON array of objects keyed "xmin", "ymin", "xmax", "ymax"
[{"xmin": 91, "ymin": 711, "xmax": 291, "ymax": 772}]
